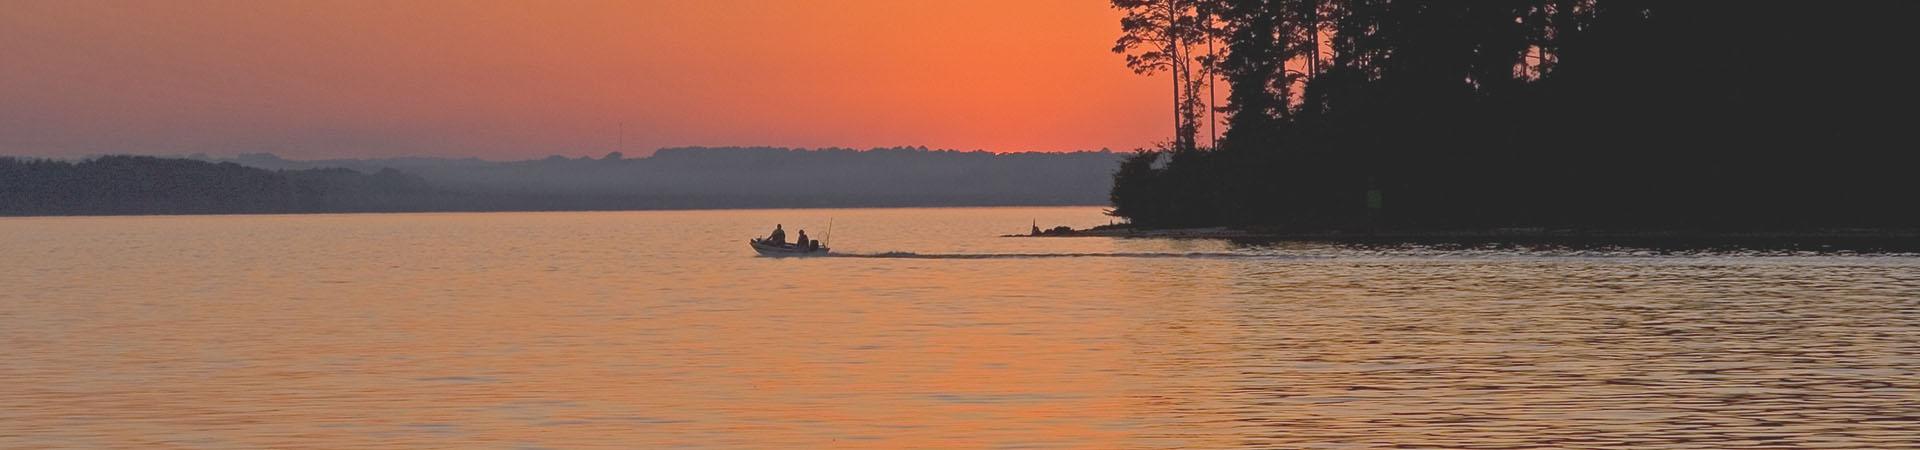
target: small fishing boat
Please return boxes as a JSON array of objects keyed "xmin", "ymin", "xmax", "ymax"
[
  {"xmin": 749, "ymin": 238, "xmax": 829, "ymax": 257},
  {"xmin": 752, "ymin": 219, "xmax": 833, "ymax": 257}
]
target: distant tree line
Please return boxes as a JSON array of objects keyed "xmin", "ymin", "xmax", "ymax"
[
  {"xmin": 198, "ymin": 147, "xmax": 1124, "ymax": 209},
  {"xmin": 2, "ymin": 148, "xmax": 1126, "ymax": 216},
  {"xmin": 1108, "ymin": 1, "xmax": 1919, "ymax": 230},
  {"xmin": 0, "ymin": 156, "xmax": 434, "ymax": 215}
]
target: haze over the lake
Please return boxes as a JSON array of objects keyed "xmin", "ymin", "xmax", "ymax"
[
  {"xmin": 6, "ymin": 1, "xmax": 1920, "ymax": 448},
  {"xmin": 1, "ymin": 0, "xmax": 1162, "ymax": 159}
]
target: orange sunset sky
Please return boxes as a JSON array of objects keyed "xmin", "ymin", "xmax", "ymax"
[{"xmin": 1, "ymin": 0, "xmax": 1172, "ymax": 159}]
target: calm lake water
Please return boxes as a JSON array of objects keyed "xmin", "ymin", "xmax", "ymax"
[{"xmin": 3, "ymin": 207, "xmax": 1917, "ymax": 448}]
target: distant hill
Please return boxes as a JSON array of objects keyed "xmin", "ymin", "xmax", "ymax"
[
  {"xmin": 0, "ymin": 156, "xmax": 437, "ymax": 215},
  {"xmin": 201, "ymin": 147, "xmax": 1124, "ymax": 209},
  {"xmin": 3, "ymin": 147, "xmax": 1123, "ymax": 216}
]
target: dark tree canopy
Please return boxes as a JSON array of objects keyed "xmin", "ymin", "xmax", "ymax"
[{"xmin": 1108, "ymin": 0, "xmax": 1920, "ymax": 230}]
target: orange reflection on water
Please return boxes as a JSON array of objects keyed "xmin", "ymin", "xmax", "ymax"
[{"xmin": 2, "ymin": 208, "xmax": 1917, "ymax": 448}]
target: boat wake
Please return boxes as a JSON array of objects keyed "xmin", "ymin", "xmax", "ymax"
[{"xmin": 827, "ymin": 251, "xmax": 1273, "ymax": 260}]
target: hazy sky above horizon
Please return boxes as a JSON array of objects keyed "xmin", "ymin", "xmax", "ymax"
[{"xmin": 1, "ymin": 0, "xmax": 1168, "ymax": 159}]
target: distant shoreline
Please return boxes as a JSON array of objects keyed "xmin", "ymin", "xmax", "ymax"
[{"xmin": 2, "ymin": 151, "xmax": 1122, "ymax": 217}]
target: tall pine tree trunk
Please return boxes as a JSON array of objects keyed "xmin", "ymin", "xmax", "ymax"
[
  {"xmin": 1308, "ymin": 0, "xmax": 1320, "ymax": 79},
  {"xmin": 1170, "ymin": 0, "xmax": 1183, "ymax": 149},
  {"xmin": 1208, "ymin": 20, "xmax": 1218, "ymax": 149}
]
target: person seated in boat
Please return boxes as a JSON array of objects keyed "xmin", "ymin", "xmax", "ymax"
[
  {"xmin": 766, "ymin": 224, "xmax": 786, "ymax": 245},
  {"xmin": 809, "ymin": 239, "xmax": 821, "ymax": 251},
  {"xmin": 795, "ymin": 230, "xmax": 809, "ymax": 249}
]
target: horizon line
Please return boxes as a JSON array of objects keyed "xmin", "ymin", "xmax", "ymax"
[{"xmin": 3, "ymin": 145, "xmax": 1131, "ymax": 163}]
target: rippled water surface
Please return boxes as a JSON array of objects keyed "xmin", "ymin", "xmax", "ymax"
[{"xmin": 3, "ymin": 207, "xmax": 1917, "ymax": 448}]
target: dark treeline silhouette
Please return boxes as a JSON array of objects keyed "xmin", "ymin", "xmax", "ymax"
[
  {"xmin": 0, "ymin": 156, "xmax": 433, "ymax": 215},
  {"xmin": 3, "ymin": 147, "xmax": 1123, "ymax": 216},
  {"xmin": 199, "ymin": 147, "xmax": 1122, "ymax": 209},
  {"xmin": 1108, "ymin": 1, "xmax": 1920, "ymax": 231}
]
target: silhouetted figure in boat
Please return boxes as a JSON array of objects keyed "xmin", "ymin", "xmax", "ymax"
[
  {"xmin": 795, "ymin": 230, "xmax": 809, "ymax": 249},
  {"xmin": 766, "ymin": 224, "xmax": 786, "ymax": 245}
]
